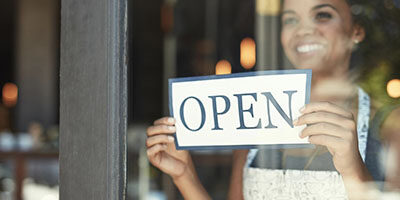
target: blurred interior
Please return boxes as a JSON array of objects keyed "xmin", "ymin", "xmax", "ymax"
[
  {"xmin": 0, "ymin": 0, "xmax": 400, "ymax": 199},
  {"xmin": 0, "ymin": 0, "xmax": 59, "ymax": 200}
]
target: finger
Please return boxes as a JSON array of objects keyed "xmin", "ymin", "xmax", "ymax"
[
  {"xmin": 154, "ymin": 117, "xmax": 176, "ymax": 126},
  {"xmin": 146, "ymin": 124, "xmax": 176, "ymax": 136},
  {"xmin": 308, "ymin": 135, "xmax": 343, "ymax": 150},
  {"xmin": 301, "ymin": 102, "xmax": 353, "ymax": 119},
  {"xmin": 294, "ymin": 111, "xmax": 356, "ymax": 129},
  {"xmin": 300, "ymin": 122, "xmax": 354, "ymax": 140},
  {"xmin": 147, "ymin": 144, "xmax": 167, "ymax": 158},
  {"xmin": 146, "ymin": 135, "xmax": 175, "ymax": 147}
]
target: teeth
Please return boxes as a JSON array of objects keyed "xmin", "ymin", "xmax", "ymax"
[{"xmin": 297, "ymin": 44, "xmax": 323, "ymax": 53}]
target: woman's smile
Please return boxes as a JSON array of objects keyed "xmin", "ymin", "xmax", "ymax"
[
  {"xmin": 296, "ymin": 43, "xmax": 324, "ymax": 54},
  {"xmin": 291, "ymin": 38, "xmax": 328, "ymax": 65}
]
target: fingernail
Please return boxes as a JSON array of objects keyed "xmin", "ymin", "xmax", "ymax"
[
  {"xmin": 168, "ymin": 126, "xmax": 176, "ymax": 131},
  {"xmin": 293, "ymin": 118, "xmax": 298, "ymax": 126},
  {"xmin": 299, "ymin": 105, "xmax": 306, "ymax": 113},
  {"xmin": 168, "ymin": 117, "xmax": 175, "ymax": 123},
  {"xmin": 168, "ymin": 136, "xmax": 175, "ymax": 142},
  {"xmin": 298, "ymin": 131, "xmax": 303, "ymax": 138}
]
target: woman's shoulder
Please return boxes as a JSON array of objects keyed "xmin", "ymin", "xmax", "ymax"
[
  {"xmin": 380, "ymin": 106, "xmax": 400, "ymax": 140},
  {"xmin": 368, "ymin": 99, "xmax": 400, "ymax": 135},
  {"xmin": 364, "ymin": 102, "xmax": 399, "ymax": 182},
  {"xmin": 372, "ymin": 104, "xmax": 400, "ymax": 188}
]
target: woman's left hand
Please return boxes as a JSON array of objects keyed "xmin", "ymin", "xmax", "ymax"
[{"xmin": 294, "ymin": 102, "xmax": 370, "ymax": 181}]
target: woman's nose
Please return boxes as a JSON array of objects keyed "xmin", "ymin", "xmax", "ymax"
[{"xmin": 295, "ymin": 22, "xmax": 316, "ymax": 37}]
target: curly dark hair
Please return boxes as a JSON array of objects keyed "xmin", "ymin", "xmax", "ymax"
[{"xmin": 345, "ymin": 0, "xmax": 383, "ymax": 78}]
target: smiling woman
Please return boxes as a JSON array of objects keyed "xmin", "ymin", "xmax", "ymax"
[{"xmin": 144, "ymin": 0, "xmax": 400, "ymax": 199}]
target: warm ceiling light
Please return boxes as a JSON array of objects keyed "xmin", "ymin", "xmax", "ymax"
[
  {"xmin": 2, "ymin": 83, "xmax": 18, "ymax": 107},
  {"xmin": 215, "ymin": 60, "xmax": 232, "ymax": 75},
  {"xmin": 387, "ymin": 79, "xmax": 400, "ymax": 98},
  {"xmin": 240, "ymin": 37, "xmax": 256, "ymax": 70},
  {"xmin": 256, "ymin": 0, "xmax": 281, "ymax": 16}
]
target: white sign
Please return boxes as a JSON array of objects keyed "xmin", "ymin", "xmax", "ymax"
[{"xmin": 169, "ymin": 69, "xmax": 312, "ymax": 150}]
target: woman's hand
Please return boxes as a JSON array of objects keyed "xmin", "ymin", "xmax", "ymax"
[
  {"xmin": 146, "ymin": 117, "xmax": 211, "ymax": 199},
  {"xmin": 294, "ymin": 102, "xmax": 371, "ymax": 181},
  {"xmin": 146, "ymin": 117, "xmax": 191, "ymax": 180}
]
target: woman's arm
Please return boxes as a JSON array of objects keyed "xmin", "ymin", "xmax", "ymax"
[
  {"xmin": 172, "ymin": 155, "xmax": 211, "ymax": 200},
  {"xmin": 174, "ymin": 149, "xmax": 248, "ymax": 200},
  {"xmin": 227, "ymin": 150, "xmax": 248, "ymax": 200},
  {"xmin": 380, "ymin": 107, "xmax": 400, "ymax": 190},
  {"xmin": 146, "ymin": 117, "xmax": 211, "ymax": 200}
]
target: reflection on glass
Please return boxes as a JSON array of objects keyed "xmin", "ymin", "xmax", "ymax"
[
  {"xmin": 240, "ymin": 37, "xmax": 256, "ymax": 70},
  {"xmin": 387, "ymin": 79, "xmax": 400, "ymax": 98},
  {"xmin": 215, "ymin": 60, "xmax": 232, "ymax": 75},
  {"xmin": 2, "ymin": 83, "xmax": 18, "ymax": 107}
]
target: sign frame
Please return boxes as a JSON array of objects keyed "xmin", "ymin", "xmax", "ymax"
[{"xmin": 169, "ymin": 69, "xmax": 312, "ymax": 150}]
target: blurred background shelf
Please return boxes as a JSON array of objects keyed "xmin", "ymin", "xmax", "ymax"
[{"xmin": 0, "ymin": 151, "xmax": 58, "ymax": 200}]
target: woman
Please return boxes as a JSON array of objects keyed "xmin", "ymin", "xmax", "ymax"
[{"xmin": 146, "ymin": 0, "xmax": 400, "ymax": 199}]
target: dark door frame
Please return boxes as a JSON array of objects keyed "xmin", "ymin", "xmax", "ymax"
[{"xmin": 59, "ymin": 0, "xmax": 128, "ymax": 199}]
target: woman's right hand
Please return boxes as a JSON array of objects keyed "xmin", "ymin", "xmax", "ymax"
[
  {"xmin": 147, "ymin": 117, "xmax": 212, "ymax": 200},
  {"xmin": 146, "ymin": 117, "xmax": 191, "ymax": 180}
]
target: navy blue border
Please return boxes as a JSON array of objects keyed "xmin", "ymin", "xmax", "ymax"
[{"xmin": 169, "ymin": 69, "xmax": 312, "ymax": 150}]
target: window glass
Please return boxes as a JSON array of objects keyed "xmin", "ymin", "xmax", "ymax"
[{"xmin": 128, "ymin": 0, "xmax": 400, "ymax": 199}]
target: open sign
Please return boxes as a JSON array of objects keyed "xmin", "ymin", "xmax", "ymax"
[{"xmin": 169, "ymin": 69, "xmax": 312, "ymax": 150}]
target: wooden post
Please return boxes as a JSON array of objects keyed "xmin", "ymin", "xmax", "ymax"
[
  {"xmin": 255, "ymin": 0, "xmax": 283, "ymax": 70},
  {"xmin": 59, "ymin": 0, "xmax": 128, "ymax": 199}
]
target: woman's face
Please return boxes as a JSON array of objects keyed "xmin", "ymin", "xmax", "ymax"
[{"xmin": 281, "ymin": 0, "xmax": 364, "ymax": 73}]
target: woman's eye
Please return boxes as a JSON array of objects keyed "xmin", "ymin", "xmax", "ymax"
[
  {"xmin": 282, "ymin": 17, "xmax": 298, "ymax": 25},
  {"xmin": 315, "ymin": 12, "xmax": 332, "ymax": 22}
]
